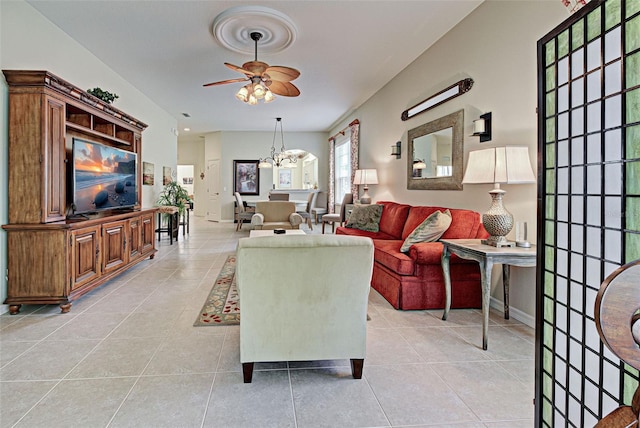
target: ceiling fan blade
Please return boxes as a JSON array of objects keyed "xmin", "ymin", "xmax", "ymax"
[
  {"xmin": 268, "ymin": 81, "xmax": 301, "ymax": 97},
  {"xmin": 264, "ymin": 66, "xmax": 300, "ymax": 82},
  {"xmin": 202, "ymin": 77, "xmax": 248, "ymax": 87},
  {"xmin": 224, "ymin": 63, "xmax": 254, "ymax": 76}
]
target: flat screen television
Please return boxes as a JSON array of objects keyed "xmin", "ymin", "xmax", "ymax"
[{"xmin": 72, "ymin": 138, "xmax": 138, "ymax": 214}]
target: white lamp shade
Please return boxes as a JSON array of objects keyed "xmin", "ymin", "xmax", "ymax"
[
  {"xmin": 354, "ymin": 169, "xmax": 379, "ymax": 185},
  {"xmin": 462, "ymin": 146, "xmax": 535, "ymax": 185}
]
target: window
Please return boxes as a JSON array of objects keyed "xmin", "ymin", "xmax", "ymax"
[{"xmin": 334, "ymin": 139, "xmax": 351, "ymax": 204}]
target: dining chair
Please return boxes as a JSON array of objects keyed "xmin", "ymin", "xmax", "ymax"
[
  {"xmin": 234, "ymin": 192, "xmax": 254, "ymax": 231},
  {"xmin": 296, "ymin": 192, "xmax": 317, "ymax": 230},
  {"xmin": 321, "ymin": 193, "xmax": 353, "ymax": 234},
  {"xmin": 311, "ymin": 191, "xmax": 327, "ymax": 224},
  {"xmin": 269, "ymin": 193, "xmax": 289, "ymax": 201}
]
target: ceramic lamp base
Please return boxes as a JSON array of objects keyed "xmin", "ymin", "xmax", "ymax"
[
  {"xmin": 360, "ymin": 187, "xmax": 372, "ymax": 204},
  {"xmin": 482, "ymin": 188, "xmax": 514, "ymax": 247}
]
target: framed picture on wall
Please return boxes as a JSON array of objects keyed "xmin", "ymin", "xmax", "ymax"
[
  {"xmin": 233, "ymin": 160, "xmax": 259, "ymax": 195},
  {"xmin": 143, "ymin": 161, "xmax": 154, "ymax": 185},
  {"xmin": 163, "ymin": 166, "xmax": 172, "ymax": 185},
  {"xmin": 278, "ymin": 169, "xmax": 292, "ymax": 188}
]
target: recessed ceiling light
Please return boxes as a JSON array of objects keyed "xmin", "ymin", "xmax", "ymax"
[{"xmin": 183, "ymin": 127, "xmax": 191, "ymax": 131}]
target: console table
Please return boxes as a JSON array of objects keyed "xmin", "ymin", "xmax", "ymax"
[{"xmin": 440, "ymin": 239, "xmax": 536, "ymax": 350}]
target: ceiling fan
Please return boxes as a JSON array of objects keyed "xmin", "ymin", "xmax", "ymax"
[{"xmin": 203, "ymin": 31, "xmax": 300, "ymax": 104}]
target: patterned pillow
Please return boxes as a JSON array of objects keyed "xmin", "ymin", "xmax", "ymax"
[
  {"xmin": 400, "ymin": 209, "xmax": 452, "ymax": 252},
  {"xmin": 346, "ymin": 204, "xmax": 383, "ymax": 232}
]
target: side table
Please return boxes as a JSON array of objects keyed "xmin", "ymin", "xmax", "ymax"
[{"xmin": 440, "ymin": 238, "xmax": 536, "ymax": 350}]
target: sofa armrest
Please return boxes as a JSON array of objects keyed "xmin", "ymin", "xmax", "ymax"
[
  {"xmin": 408, "ymin": 242, "xmax": 444, "ymax": 265},
  {"xmin": 251, "ymin": 213, "xmax": 264, "ymax": 229},
  {"xmin": 289, "ymin": 212, "xmax": 303, "ymax": 227}
]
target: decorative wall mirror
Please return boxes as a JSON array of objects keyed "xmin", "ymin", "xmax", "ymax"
[{"xmin": 407, "ymin": 109, "xmax": 464, "ymax": 190}]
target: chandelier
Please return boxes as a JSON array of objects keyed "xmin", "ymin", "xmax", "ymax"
[{"xmin": 258, "ymin": 117, "xmax": 297, "ymax": 168}]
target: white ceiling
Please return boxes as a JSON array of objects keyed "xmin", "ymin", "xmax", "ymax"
[{"xmin": 27, "ymin": 1, "xmax": 483, "ymax": 134}]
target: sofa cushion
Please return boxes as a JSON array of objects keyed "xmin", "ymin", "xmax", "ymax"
[
  {"xmin": 346, "ymin": 204, "xmax": 383, "ymax": 232},
  {"xmin": 402, "ymin": 206, "xmax": 484, "ymax": 240},
  {"xmin": 441, "ymin": 209, "xmax": 484, "ymax": 239},
  {"xmin": 336, "ymin": 227, "xmax": 397, "ymax": 240},
  {"xmin": 376, "ymin": 201, "xmax": 411, "ymax": 239},
  {"xmin": 373, "ymin": 239, "xmax": 415, "ymax": 275},
  {"xmin": 400, "ymin": 209, "xmax": 452, "ymax": 252}
]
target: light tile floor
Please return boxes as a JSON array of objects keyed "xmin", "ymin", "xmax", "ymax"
[{"xmin": 0, "ymin": 217, "xmax": 535, "ymax": 427}]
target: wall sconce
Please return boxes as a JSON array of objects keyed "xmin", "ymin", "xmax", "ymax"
[
  {"xmin": 391, "ymin": 141, "xmax": 401, "ymax": 159},
  {"xmin": 472, "ymin": 112, "xmax": 492, "ymax": 143},
  {"xmin": 200, "ymin": 171, "xmax": 205, "ymax": 180}
]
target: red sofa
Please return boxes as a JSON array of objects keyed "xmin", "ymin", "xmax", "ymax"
[{"xmin": 336, "ymin": 201, "xmax": 488, "ymax": 310}]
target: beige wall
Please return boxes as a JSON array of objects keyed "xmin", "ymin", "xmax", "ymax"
[
  {"xmin": 220, "ymin": 131, "xmax": 328, "ymax": 221},
  {"xmin": 328, "ymin": 0, "xmax": 567, "ymax": 325},
  {"xmin": 0, "ymin": 0, "xmax": 178, "ymax": 313}
]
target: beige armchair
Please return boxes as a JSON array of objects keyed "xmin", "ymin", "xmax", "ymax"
[
  {"xmin": 251, "ymin": 201, "xmax": 303, "ymax": 230},
  {"xmin": 236, "ymin": 234, "xmax": 374, "ymax": 383}
]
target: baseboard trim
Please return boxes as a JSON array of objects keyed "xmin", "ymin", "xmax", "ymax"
[{"xmin": 489, "ymin": 297, "xmax": 535, "ymax": 328}]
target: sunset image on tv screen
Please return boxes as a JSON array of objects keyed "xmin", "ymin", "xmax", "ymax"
[{"xmin": 73, "ymin": 138, "xmax": 137, "ymax": 213}]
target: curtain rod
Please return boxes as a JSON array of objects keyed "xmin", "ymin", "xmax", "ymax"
[{"xmin": 328, "ymin": 119, "xmax": 359, "ymax": 142}]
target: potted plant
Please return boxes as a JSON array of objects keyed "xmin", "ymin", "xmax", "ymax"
[
  {"xmin": 157, "ymin": 181, "xmax": 191, "ymax": 238},
  {"xmin": 157, "ymin": 180, "xmax": 191, "ymax": 214},
  {"xmin": 87, "ymin": 87, "xmax": 119, "ymax": 104}
]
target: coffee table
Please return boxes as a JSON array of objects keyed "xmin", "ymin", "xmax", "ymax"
[{"xmin": 249, "ymin": 229, "xmax": 306, "ymax": 237}]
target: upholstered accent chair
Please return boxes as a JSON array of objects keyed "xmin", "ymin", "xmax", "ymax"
[
  {"xmin": 322, "ymin": 193, "xmax": 353, "ymax": 234},
  {"xmin": 251, "ymin": 201, "xmax": 303, "ymax": 230},
  {"xmin": 236, "ymin": 234, "xmax": 374, "ymax": 383}
]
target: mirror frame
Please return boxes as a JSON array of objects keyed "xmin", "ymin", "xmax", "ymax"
[{"xmin": 407, "ymin": 109, "xmax": 464, "ymax": 191}]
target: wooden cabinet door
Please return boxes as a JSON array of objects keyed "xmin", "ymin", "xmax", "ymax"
[
  {"xmin": 128, "ymin": 217, "xmax": 142, "ymax": 260},
  {"xmin": 141, "ymin": 212, "xmax": 155, "ymax": 254},
  {"xmin": 43, "ymin": 96, "xmax": 66, "ymax": 223},
  {"xmin": 71, "ymin": 226, "xmax": 101, "ymax": 290},
  {"xmin": 102, "ymin": 220, "xmax": 128, "ymax": 274}
]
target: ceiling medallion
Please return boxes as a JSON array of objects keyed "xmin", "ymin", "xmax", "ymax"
[{"xmin": 212, "ymin": 6, "xmax": 298, "ymax": 55}]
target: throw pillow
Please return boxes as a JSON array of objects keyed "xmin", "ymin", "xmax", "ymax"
[
  {"xmin": 346, "ymin": 204, "xmax": 383, "ymax": 232},
  {"xmin": 400, "ymin": 209, "xmax": 452, "ymax": 253}
]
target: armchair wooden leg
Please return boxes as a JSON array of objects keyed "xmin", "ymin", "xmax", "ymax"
[
  {"xmin": 350, "ymin": 359, "xmax": 364, "ymax": 379},
  {"xmin": 242, "ymin": 362, "xmax": 254, "ymax": 383}
]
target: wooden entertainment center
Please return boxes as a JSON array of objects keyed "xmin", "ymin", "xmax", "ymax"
[{"xmin": 2, "ymin": 70, "xmax": 157, "ymax": 314}]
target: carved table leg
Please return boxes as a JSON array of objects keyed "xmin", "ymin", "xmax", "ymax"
[
  {"xmin": 9, "ymin": 304, "xmax": 21, "ymax": 315},
  {"xmin": 503, "ymin": 264, "xmax": 510, "ymax": 320},
  {"xmin": 441, "ymin": 245, "xmax": 452, "ymax": 321},
  {"xmin": 59, "ymin": 303, "xmax": 72, "ymax": 313},
  {"xmin": 479, "ymin": 258, "xmax": 493, "ymax": 351}
]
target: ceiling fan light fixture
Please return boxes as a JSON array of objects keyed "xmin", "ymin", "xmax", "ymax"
[
  {"xmin": 253, "ymin": 83, "xmax": 266, "ymax": 99},
  {"xmin": 264, "ymin": 90, "xmax": 275, "ymax": 103},
  {"xmin": 248, "ymin": 94, "xmax": 258, "ymax": 105},
  {"xmin": 235, "ymin": 86, "xmax": 249, "ymax": 102}
]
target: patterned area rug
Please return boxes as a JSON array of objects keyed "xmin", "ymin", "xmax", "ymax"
[{"xmin": 194, "ymin": 255, "xmax": 240, "ymax": 326}]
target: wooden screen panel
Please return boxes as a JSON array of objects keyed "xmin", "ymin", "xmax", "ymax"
[{"xmin": 536, "ymin": 0, "xmax": 640, "ymax": 426}]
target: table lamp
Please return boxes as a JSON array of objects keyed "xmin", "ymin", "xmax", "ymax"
[
  {"xmin": 462, "ymin": 146, "xmax": 536, "ymax": 247},
  {"xmin": 354, "ymin": 169, "xmax": 378, "ymax": 204}
]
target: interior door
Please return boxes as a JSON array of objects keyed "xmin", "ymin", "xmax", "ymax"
[{"xmin": 206, "ymin": 159, "xmax": 220, "ymax": 222}]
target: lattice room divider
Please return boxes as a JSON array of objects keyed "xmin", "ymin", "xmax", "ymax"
[{"xmin": 535, "ymin": 0, "xmax": 640, "ymax": 426}]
